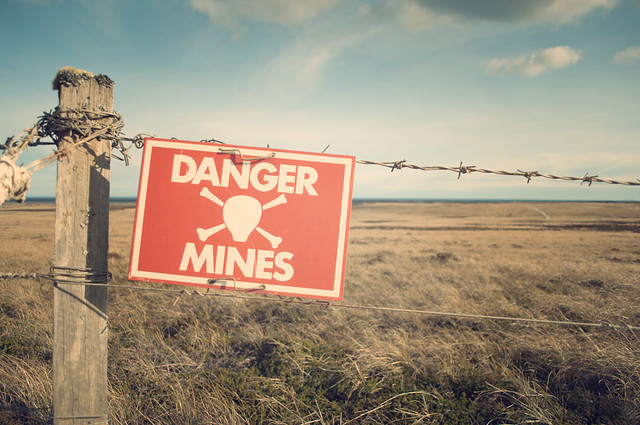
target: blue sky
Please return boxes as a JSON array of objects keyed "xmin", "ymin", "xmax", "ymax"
[{"xmin": 1, "ymin": 0, "xmax": 639, "ymax": 201}]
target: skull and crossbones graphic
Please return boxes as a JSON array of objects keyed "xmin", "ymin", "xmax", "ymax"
[{"xmin": 196, "ymin": 187, "xmax": 287, "ymax": 249}]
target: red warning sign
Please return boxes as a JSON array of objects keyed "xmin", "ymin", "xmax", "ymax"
[{"xmin": 129, "ymin": 138, "xmax": 355, "ymax": 300}]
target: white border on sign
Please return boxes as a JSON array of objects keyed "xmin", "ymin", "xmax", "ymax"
[{"xmin": 129, "ymin": 139, "xmax": 354, "ymax": 300}]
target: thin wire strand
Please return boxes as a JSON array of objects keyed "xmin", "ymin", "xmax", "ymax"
[{"xmin": 9, "ymin": 275, "xmax": 636, "ymax": 332}]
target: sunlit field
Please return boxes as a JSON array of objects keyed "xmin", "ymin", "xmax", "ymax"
[{"xmin": 1, "ymin": 201, "xmax": 639, "ymax": 424}]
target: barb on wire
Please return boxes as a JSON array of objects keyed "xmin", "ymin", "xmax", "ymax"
[
  {"xmin": 457, "ymin": 161, "xmax": 474, "ymax": 179},
  {"xmin": 517, "ymin": 169, "xmax": 537, "ymax": 183},
  {"xmin": 111, "ymin": 133, "xmax": 153, "ymax": 165},
  {"xmin": 356, "ymin": 159, "xmax": 640, "ymax": 187},
  {"xmin": 581, "ymin": 172, "xmax": 598, "ymax": 186},
  {"xmin": 391, "ymin": 160, "xmax": 405, "ymax": 172},
  {"xmin": 0, "ymin": 272, "xmax": 41, "ymax": 280},
  {"xmin": 1, "ymin": 125, "xmax": 39, "ymax": 160}
]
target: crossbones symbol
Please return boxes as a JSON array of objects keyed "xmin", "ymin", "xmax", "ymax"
[{"xmin": 196, "ymin": 187, "xmax": 287, "ymax": 249}]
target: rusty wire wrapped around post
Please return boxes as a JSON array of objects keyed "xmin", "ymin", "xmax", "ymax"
[{"xmin": 1, "ymin": 108, "xmax": 150, "ymax": 168}]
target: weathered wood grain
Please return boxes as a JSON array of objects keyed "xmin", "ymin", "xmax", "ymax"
[{"xmin": 52, "ymin": 68, "xmax": 112, "ymax": 424}]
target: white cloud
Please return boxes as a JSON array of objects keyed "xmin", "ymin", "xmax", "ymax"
[
  {"xmin": 270, "ymin": 42, "xmax": 341, "ymax": 89},
  {"xmin": 190, "ymin": 0, "xmax": 339, "ymax": 30},
  {"xmin": 538, "ymin": 0, "xmax": 617, "ymax": 23},
  {"xmin": 613, "ymin": 46, "xmax": 640, "ymax": 63},
  {"xmin": 486, "ymin": 46, "xmax": 582, "ymax": 77}
]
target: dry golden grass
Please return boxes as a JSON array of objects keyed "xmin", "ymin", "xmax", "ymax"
[{"xmin": 1, "ymin": 201, "xmax": 639, "ymax": 424}]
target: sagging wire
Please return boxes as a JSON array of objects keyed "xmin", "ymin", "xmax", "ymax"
[{"xmin": 2, "ymin": 272, "xmax": 638, "ymax": 332}]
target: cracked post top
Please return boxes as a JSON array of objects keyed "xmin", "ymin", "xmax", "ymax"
[{"xmin": 52, "ymin": 66, "xmax": 114, "ymax": 91}]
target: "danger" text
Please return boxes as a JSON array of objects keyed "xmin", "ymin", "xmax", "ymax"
[{"xmin": 171, "ymin": 154, "xmax": 318, "ymax": 195}]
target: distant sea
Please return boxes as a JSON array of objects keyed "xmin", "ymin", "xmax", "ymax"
[
  {"xmin": 19, "ymin": 197, "xmax": 138, "ymax": 204},
  {"xmin": 13, "ymin": 197, "xmax": 639, "ymax": 204}
]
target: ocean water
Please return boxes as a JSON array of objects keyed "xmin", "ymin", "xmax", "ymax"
[
  {"xmin": 15, "ymin": 197, "xmax": 137, "ymax": 204},
  {"xmin": 12, "ymin": 197, "xmax": 638, "ymax": 204}
]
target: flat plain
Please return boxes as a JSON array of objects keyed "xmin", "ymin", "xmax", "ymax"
[{"xmin": 1, "ymin": 201, "xmax": 639, "ymax": 424}]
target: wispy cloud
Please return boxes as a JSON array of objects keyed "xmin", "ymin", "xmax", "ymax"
[
  {"xmin": 255, "ymin": 30, "xmax": 371, "ymax": 93},
  {"xmin": 613, "ymin": 45, "xmax": 640, "ymax": 63},
  {"xmin": 189, "ymin": 0, "xmax": 380, "ymax": 94},
  {"xmin": 356, "ymin": 1, "xmax": 451, "ymax": 31},
  {"xmin": 541, "ymin": 152, "xmax": 640, "ymax": 179},
  {"xmin": 486, "ymin": 46, "xmax": 582, "ymax": 77},
  {"xmin": 531, "ymin": 0, "xmax": 617, "ymax": 23}
]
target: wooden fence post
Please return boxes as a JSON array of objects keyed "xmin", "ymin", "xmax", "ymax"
[{"xmin": 52, "ymin": 68, "xmax": 112, "ymax": 424}]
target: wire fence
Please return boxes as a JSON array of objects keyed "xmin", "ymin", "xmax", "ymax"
[
  {"xmin": 355, "ymin": 159, "xmax": 640, "ymax": 186},
  {"xmin": 2, "ymin": 112, "xmax": 639, "ymax": 187},
  {"xmin": 3, "ymin": 84, "xmax": 639, "ymax": 425},
  {"xmin": 1, "ymin": 269, "xmax": 638, "ymax": 332},
  {"xmin": 2, "ymin": 111, "xmax": 640, "ymax": 332}
]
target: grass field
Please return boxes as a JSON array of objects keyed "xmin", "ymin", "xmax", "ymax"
[{"xmin": 1, "ymin": 201, "xmax": 639, "ymax": 424}]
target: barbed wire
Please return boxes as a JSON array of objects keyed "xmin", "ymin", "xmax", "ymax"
[
  {"xmin": 141, "ymin": 137, "xmax": 640, "ymax": 186},
  {"xmin": 1, "ymin": 108, "xmax": 150, "ymax": 167},
  {"xmin": 1, "ymin": 272, "xmax": 638, "ymax": 332},
  {"xmin": 36, "ymin": 107, "xmax": 123, "ymax": 144},
  {"xmin": 1, "ymin": 125, "xmax": 39, "ymax": 161},
  {"xmin": 189, "ymin": 139, "xmax": 640, "ymax": 186},
  {"xmin": 118, "ymin": 136, "xmax": 640, "ymax": 187},
  {"xmin": 355, "ymin": 159, "xmax": 640, "ymax": 186},
  {"xmin": 3, "ymin": 114, "xmax": 639, "ymax": 187}
]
